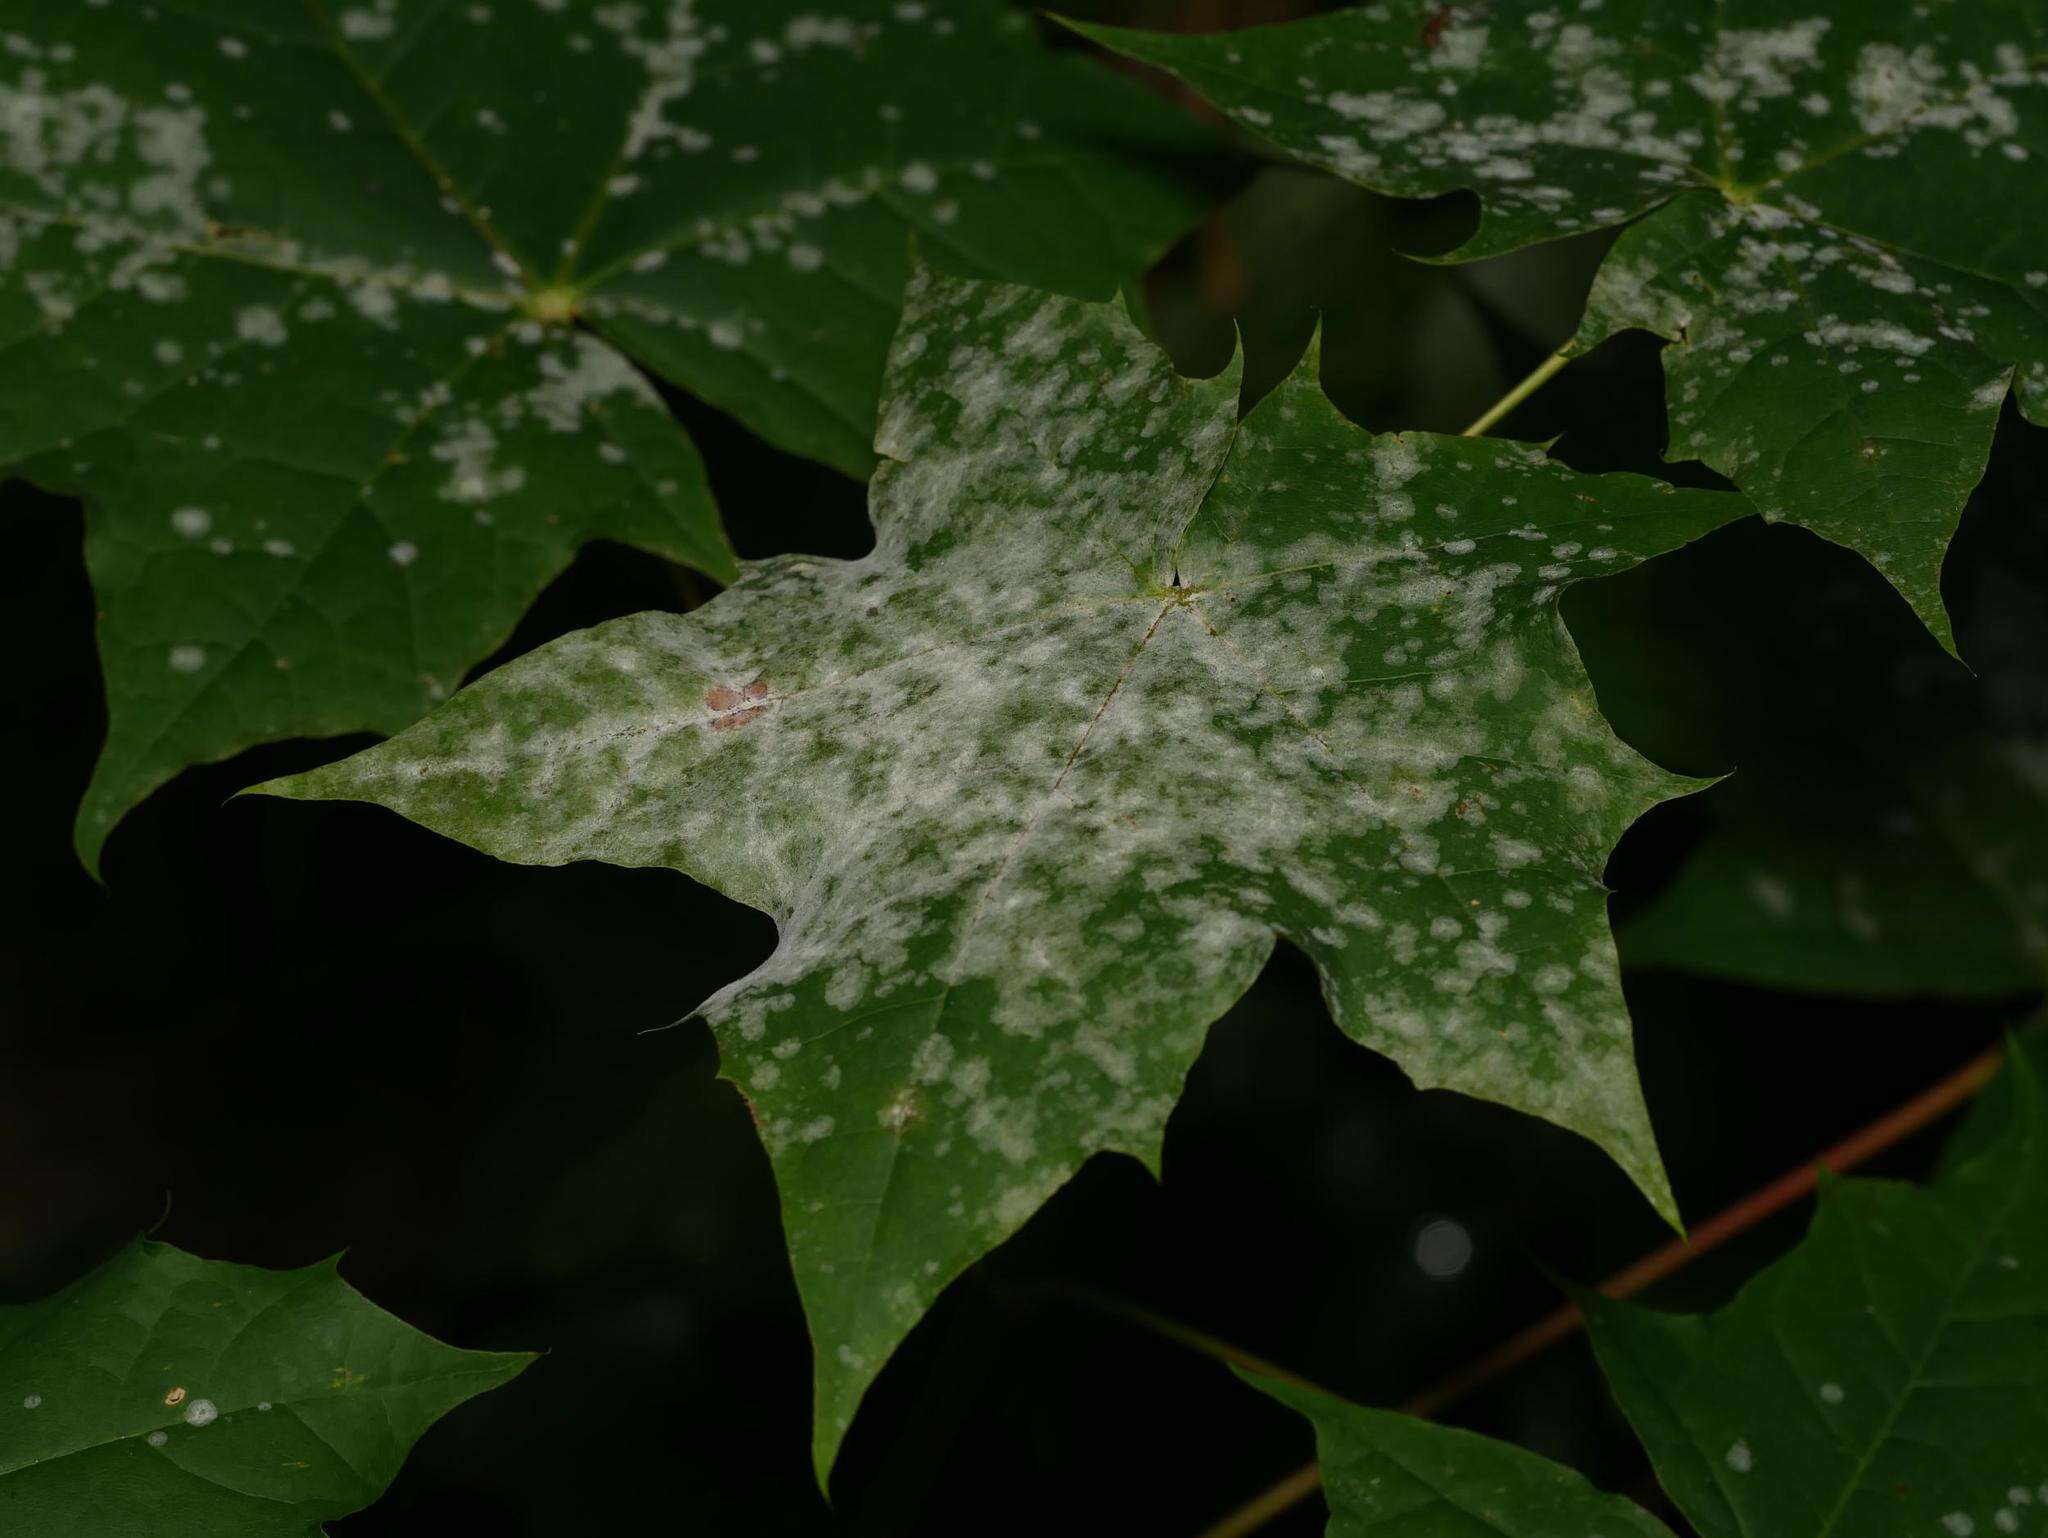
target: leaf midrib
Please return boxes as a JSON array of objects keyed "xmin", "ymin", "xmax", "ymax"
[
  {"xmin": 472, "ymin": 503, "xmax": 1690, "ymax": 776},
  {"xmin": 572, "ymin": 29, "xmax": 1040, "ymax": 292},
  {"xmin": 819, "ymin": 418, "xmax": 1636, "ymax": 1384},
  {"xmin": 302, "ymin": 0, "xmax": 529, "ymax": 284},
  {"xmin": 0, "ymin": 1364, "xmax": 520, "ymax": 1484},
  {"xmin": 0, "ymin": 1253, "xmax": 516, "ymax": 1489},
  {"xmin": 1735, "ymin": 52, "xmax": 2048, "ymax": 203},
  {"xmin": 827, "ymin": 402, "xmax": 1254, "ymax": 1352},
  {"xmin": 1809, "ymin": 1167, "xmax": 2032, "ymax": 1537},
  {"xmin": 1101, "ymin": 27, "xmax": 1722, "ymax": 196},
  {"xmin": 91, "ymin": 320, "xmax": 517, "ymax": 799},
  {"xmin": 0, "ymin": 198, "xmax": 518, "ymax": 310}
]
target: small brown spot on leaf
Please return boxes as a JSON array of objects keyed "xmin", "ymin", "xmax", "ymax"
[
  {"xmin": 163, "ymin": 1386, "xmax": 187, "ymax": 1407},
  {"xmin": 706, "ymin": 678, "xmax": 772, "ymax": 730}
]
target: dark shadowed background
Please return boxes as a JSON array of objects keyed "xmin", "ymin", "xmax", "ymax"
[{"xmin": 5, "ymin": 5, "xmax": 2043, "ymax": 1534}]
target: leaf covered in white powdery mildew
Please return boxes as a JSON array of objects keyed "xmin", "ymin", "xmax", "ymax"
[
  {"xmin": 256, "ymin": 265, "xmax": 1748, "ymax": 1479},
  {"xmin": 1078, "ymin": 0, "xmax": 2048, "ymax": 654},
  {"xmin": 0, "ymin": 0, "xmax": 1221, "ymax": 869}
]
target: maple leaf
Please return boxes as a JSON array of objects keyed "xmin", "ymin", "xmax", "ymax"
[
  {"xmin": 1079, "ymin": 1, "xmax": 2048, "ymax": 654},
  {"xmin": 258, "ymin": 265, "xmax": 1746, "ymax": 1474},
  {"xmin": 0, "ymin": 1240, "xmax": 529, "ymax": 1535},
  {"xmin": 0, "ymin": 0, "xmax": 1218, "ymax": 867}
]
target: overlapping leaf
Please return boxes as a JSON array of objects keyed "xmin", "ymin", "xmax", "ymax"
[
  {"xmin": 1249, "ymin": 1372, "xmax": 1672, "ymax": 1538},
  {"xmin": 1080, "ymin": 1, "xmax": 2048, "ymax": 652},
  {"xmin": 1584, "ymin": 1034, "xmax": 2048, "ymax": 1538},
  {"xmin": 0, "ymin": 0, "xmax": 1218, "ymax": 868},
  {"xmin": 257, "ymin": 265, "xmax": 1745, "ymax": 1474},
  {"xmin": 1239, "ymin": 1036, "xmax": 2048, "ymax": 1538},
  {"xmin": 0, "ymin": 1240, "xmax": 530, "ymax": 1536}
]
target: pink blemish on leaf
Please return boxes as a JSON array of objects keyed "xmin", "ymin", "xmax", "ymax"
[{"xmin": 706, "ymin": 677, "xmax": 772, "ymax": 730}]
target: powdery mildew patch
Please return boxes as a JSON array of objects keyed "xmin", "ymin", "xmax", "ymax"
[
  {"xmin": 0, "ymin": 0, "xmax": 1210, "ymax": 867},
  {"xmin": 1085, "ymin": 1, "xmax": 2048, "ymax": 653}
]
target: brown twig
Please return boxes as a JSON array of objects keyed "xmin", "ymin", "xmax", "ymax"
[{"xmin": 1192, "ymin": 1040, "xmax": 2008, "ymax": 1538}]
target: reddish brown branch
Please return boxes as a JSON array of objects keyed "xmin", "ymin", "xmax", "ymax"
[{"xmin": 1194, "ymin": 1041, "xmax": 2008, "ymax": 1538}]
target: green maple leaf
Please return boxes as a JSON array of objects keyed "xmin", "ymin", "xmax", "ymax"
[
  {"xmin": 0, "ymin": 0, "xmax": 1218, "ymax": 870},
  {"xmin": 1248, "ymin": 1372, "xmax": 1674, "ymax": 1538},
  {"xmin": 1237, "ymin": 1036, "xmax": 2047, "ymax": 1538},
  {"xmin": 0, "ymin": 1239, "xmax": 530, "ymax": 1536},
  {"xmin": 1584, "ymin": 1033, "xmax": 2048, "ymax": 1538},
  {"xmin": 1076, "ymin": 0, "xmax": 2048, "ymax": 654},
  {"xmin": 255, "ymin": 265, "xmax": 1744, "ymax": 1477}
]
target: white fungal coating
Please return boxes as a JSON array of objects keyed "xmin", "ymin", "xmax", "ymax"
[
  {"xmin": 6, "ymin": 0, "xmax": 1192, "ymax": 871},
  {"xmin": 1108, "ymin": 3, "xmax": 2048, "ymax": 648}
]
